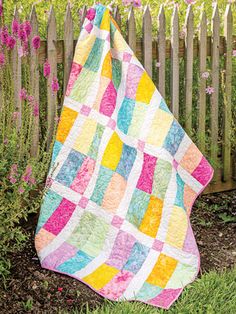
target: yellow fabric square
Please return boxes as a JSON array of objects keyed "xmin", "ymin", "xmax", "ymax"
[
  {"xmin": 147, "ymin": 109, "xmax": 173, "ymax": 147},
  {"xmin": 101, "ymin": 51, "xmax": 112, "ymax": 79},
  {"xmin": 100, "ymin": 9, "xmax": 110, "ymax": 31},
  {"xmin": 73, "ymin": 119, "xmax": 97, "ymax": 154},
  {"xmin": 101, "ymin": 132, "xmax": 123, "ymax": 170},
  {"xmin": 56, "ymin": 107, "xmax": 78, "ymax": 144},
  {"xmin": 146, "ymin": 253, "xmax": 177, "ymax": 288},
  {"xmin": 136, "ymin": 72, "xmax": 156, "ymax": 104},
  {"xmin": 74, "ymin": 34, "xmax": 96, "ymax": 65},
  {"xmin": 139, "ymin": 196, "xmax": 163, "ymax": 238},
  {"xmin": 113, "ymin": 30, "xmax": 127, "ymax": 52},
  {"xmin": 165, "ymin": 206, "xmax": 188, "ymax": 249},
  {"xmin": 82, "ymin": 263, "xmax": 119, "ymax": 290}
]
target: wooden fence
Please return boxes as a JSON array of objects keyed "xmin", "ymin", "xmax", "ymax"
[{"xmin": 5, "ymin": 3, "xmax": 236, "ymax": 194}]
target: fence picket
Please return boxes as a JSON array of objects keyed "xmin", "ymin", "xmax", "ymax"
[
  {"xmin": 79, "ymin": 5, "xmax": 87, "ymax": 31},
  {"xmin": 29, "ymin": 6, "xmax": 39, "ymax": 157},
  {"xmin": 210, "ymin": 3, "xmax": 220, "ymax": 180},
  {"xmin": 198, "ymin": 9, "xmax": 207, "ymax": 153},
  {"xmin": 184, "ymin": 5, "xmax": 194, "ymax": 133},
  {"xmin": 127, "ymin": 6, "xmax": 136, "ymax": 54},
  {"xmin": 157, "ymin": 5, "xmax": 166, "ymax": 98},
  {"xmin": 64, "ymin": 3, "xmax": 74, "ymax": 97},
  {"xmin": 223, "ymin": 4, "xmax": 233, "ymax": 181},
  {"xmin": 170, "ymin": 5, "xmax": 179, "ymax": 119},
  {"xmin": 114, "ymin": 6, "xmax": 121, "ymax": 28},
  {"xmin": 47, "ymin": 6, "xmax": 57, "ymax": 150},
  {"xmin": 142, "ymin": 5, "xmax": 152, "ymax": 78},
  {"xmin": 12, "ymin": 7, "xmax": 22, "ymax": 130}
]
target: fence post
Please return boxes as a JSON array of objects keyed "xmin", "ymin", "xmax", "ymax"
[
  {"xmin": 64, "ymin": 2, "xmax": 74, "ymax": 98},
  {"xmin": 170, "ymin": 5, "xmax": 179, "ymax": 119},
  {"xmin": 157, "ymin": 4, "xmax": 166, "ymax": 98},
  {"xmin": 47, "ymin": 5, "xmax": 57, "ymax": 150},
  {"xmin": 223, "ymin": 4, "xmax": 233, "ymax": 182},
  {"xmin": 198, "ymin": 8, "xmax": 207, "ymax": 154},
  {"xmin": 127, "ymin": 6, "xmax": 136, "ymax": 54},
  {"xmin": 184, "ymin": 4, "xmax": 194, "ymax": 134},
  {"xmin": 142, "ymin": 5, "xmax": 152, "ymax": 78},
  {"xmin": 29, "ymin": 5, "xmax": 40, "ymax": 157},
  {"xmin": 210, "ymin": 3, "xmax": 220, "ymax": 181}
]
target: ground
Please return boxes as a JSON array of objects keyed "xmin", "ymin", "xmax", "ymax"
[{"xmin": 0, "ymin": 190, "xmax": 235, "ymax": 314}]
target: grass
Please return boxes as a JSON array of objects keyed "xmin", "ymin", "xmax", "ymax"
[{"xmin": 62, "ymin": 268, "xmax": 236, "ymax": 314}]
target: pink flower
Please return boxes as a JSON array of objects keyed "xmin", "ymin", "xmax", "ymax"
[
  {"xmin": 23, "ymin": 21, "xmax": 32, "ymax": 37},
  {"xmin": 18, "ymin": 186, "xmax": 25, "ymax": 194},
  {"xmin": 233, "ymin": 50, "xmax": 236, "ymax": 57},
  {"xmin": 43, "ymin": 60, "xmax": 51, "ymax": 78},
  {"xmin": 21, "ymin": 165, "xmax": 32, "ymax": 183},
  {"xmin": 133, "ymin": 0, "xmax": 141, "ymax": 8},
  {"xmin": 57, "ymin": 287, "xmax": 63, "ymax": 292},
  {"xmin": 0, "ymin": 26, "xmax": 9, "ymax": 45},
  {"xmin": 33, "ymin": 103, "xmax": 39, "ymax": 117},
  {"xmin": 32, "ymin": 35, "xmax": 40, "ymax": 50},
  {"xmin": 52, "ymin": 77, "xmax": 59, "ymax": 93},
  {"xmin": 0, "ymin": 52, "xmax": 5, "ymax": 66},
  {"xmin": 201, "ymin": 71, "xmax": 210, "ymax": 79},
  {"xmin": 12, "ymin": 111, "xmax": 20, "ymax": 120},
  {"xmin": 19, "ymin": 88, "xmax": 28, "ymax": 100},
  {"xmin": 86, "ymin": 8, "xmax": 96, "ymax": 21},
  {"xmin": 27, "ymin": 95, "xmax": 34, "ymax": 103},
  {"xmin": 6, "ymin": 36, "xmax": 16, "ymax": 49},
  {"xmin": 45, "ymin": 177, "xmax": 53, "ymax": 188},
  {"xmin": 10, "ymin": 177, "xmax": 17, "ymax": 184},
  {"xmin": 185, "ymin": 0, "xmax": 196, "ymax": 4},
  {"xmin": 206, "ymin": 86, "xmax": 215, "ymax": 95},
  {"xmin": 0, "ymin": 1, "xmax": 3, "ymax": 17},
  {"xmin": 122, "ymin": 0, "xmax": 133, "ymax": 6},
  {"xmin": 156, "ymin": 61, "xmax": 161, "ymax": 68},
  {"xmin": 18, "ymin": 25, "xmax": 27, "ymax": 42},
  {"xmin": 12, "ymin": 19, "xmax": 20, "ymax": 36},
  {"xmin": 3, "ymin": 138, "xmax": 8, "ymax": 145},
  {"xmin": 18, "ymin": 46, "xmax": 24, "ymax": 58},
  {"xmin": 29, "ymin": 177, "xmax": 36, "ymax": 185}
]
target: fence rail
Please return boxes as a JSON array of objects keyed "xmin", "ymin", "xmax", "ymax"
[{"xmin": 3, "ymin": 3, "xmax": 236, "ymax": 194}]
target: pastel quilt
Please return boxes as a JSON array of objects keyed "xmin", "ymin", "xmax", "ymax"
[{"xmin": 35, "ymin": 3, "xmax": 214, "ymax": 309}]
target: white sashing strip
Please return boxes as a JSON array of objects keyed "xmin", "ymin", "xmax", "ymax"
[
  {"xmin": 174, "ymin": 134, "xmax": 192, "ymax": 163},
  {"xmin": 177, "ymin": 165, "xmax": 203, "ymax": 193},
  {"xmin": 162, "ymin": 243, "xmax": 198, "ymax": 267},
  {"xmin": 50, "ymin": 181, "xmax": 81, "ymax": 205},
  {"xmin": 121, "ymin": 249, "xmax": 160, "ymax": 300}
]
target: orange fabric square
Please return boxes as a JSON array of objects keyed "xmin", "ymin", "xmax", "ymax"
[
  {"xmin": 180, "ymin": 143, "xmax": 202, "ymax": 173},
  {"xmin": 56, "ymin": 106, "xmax": 78, "ymax": 144}
]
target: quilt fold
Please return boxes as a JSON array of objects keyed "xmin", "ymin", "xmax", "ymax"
[{"xmin": 35, "ymin": 3, "xmax": 214, "ymax": 309}]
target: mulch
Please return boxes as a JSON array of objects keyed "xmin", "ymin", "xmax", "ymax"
[{"xmin": 0, "ymin": 190, "xmax": 235, "ymax": 314}]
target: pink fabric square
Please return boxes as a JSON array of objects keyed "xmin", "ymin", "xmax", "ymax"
[
  {"xmin": 136, "ymin": 153, "xmax": 157, "ymax": 194},
  {"xmin": 138, "ymin": 140, "xmax": 145, "ymax": 151},
  {"xmin": 80, "ymin": 105, "xmax": 91, "ymax": 116},
  {"xmin": 172, "ymin": 159, "xmax": 178, "ymax": 170},
  {"xmin": 149, "ymin": 288, "xmax": 182, "ymax": 309},
  {"xmin": 78, "ymin": 196, "xmax": 89, "ymax": 209},
  {"xmin": 191, "ymin": 156, "xmax": 214, "ymax": 186},
  {"xmin": 107, "ymin": 118, "xmax": 116, "ymax": 130},
  {"xmin": 123, "ymin": 52, "xmax": 132, "ymax": 62},
  {"xmin": 111, "ymin": 215, "xmax": 124, "ymax": 228},
  {"xmin": 85, "ymin": 22, "xmax": 93, "ymax": 33},
  {"xmin": 152, "ymin": 239, "xmax": 164, "ymax": 251}
]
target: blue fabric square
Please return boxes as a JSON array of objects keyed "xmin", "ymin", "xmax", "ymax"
[
  {"xmin": 57, "ymin": 250, "xmax": 93, "ymax": 274},
  {"xmin": 56, "ymin": 149, "xmax": 85, "ymax": 186},
  {"xmin": 123, "ymin": 242, "xmax": 149, "ymax": 274},
  {"xmin": 117, "ymin": 97, "xmax": 136, "ymax": 134},
  {"xmin": 90, "ymin": 166, "xmax": 113, "ymax": 205},
  {"xmin": 175, "ymin": 173, "xmax": 185, "ymax": 208},
  {"xmin": 116, "ymin": 144, "xmax": 137, "ymax": 179},
  {"xmin": 163, "ymin": 120, "xmax": 185, "ymax": 156}
]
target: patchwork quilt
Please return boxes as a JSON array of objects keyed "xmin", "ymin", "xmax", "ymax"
[{"xmin": 35, "ymin": 3, "xmax": 214, "ymax": 309}]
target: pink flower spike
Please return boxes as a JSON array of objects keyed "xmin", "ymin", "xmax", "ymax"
[
  {"xmin": 18, "ymin": 27, "xmax": 27, "ymax": 43},
  {"xmin": 33, "ymin": 103, "xmax": 39, "ymax": 117},
  {"xmin": 32, "ymin": 36, "xmax": 40, "ymax": 50},
  {"xmin": 185, "ymin": 0, "xmax": 196, "ymax": 4},
  {"xmin": 0, "ymin": 3, "xmax": 3, "ymax": 17},
  {"xmin": 43, "ymin": 60, "xmax": 51, "ymax": 78},
  {"xmin": 12, "ymin": 19, "xmax": 20, "ymax": 36},
  {"xmin": 23, "ymin": 21, "xmax": 32, "ymax": 37},
  {"xmin": 0, "ymin": 26, "xmax": 9, "ymax": 45},
  {"xmin": 27, "ymin": 95, "xmax": 34, "ymax": 103},
  {"xmin": 7, "ymin": 36, "xmax": 16, "ymax": 50},
  {"xmin": 133, "ymin": 0, "xmax": 141, "ymax": 8},
  {"xmin": 0, "ymin": 52, "xmax": 5, "ymax": 66},
  {"xmin": 201, "ymin": 71, "xmax": 210, "ymax": 79},
  {"xmin": 51, "ymin": 77, "xmax": 59, "ymax": 94},
  {"xmin": 18, "ymin": 186, "xmax": 25, "ymax": 194},
  {"xmin": 86, "ymin": 8, "xmax": 96, "ymax": 21},
  {"xmin": 233, "ymin": 50, "xmax": 236, "ymax": 57},
  {"xmin": 19, "ymin": 88, "xmax": 28, "ymax": 100},
  {"xmin": 206, "ymin": 86, "xmax": 215, "ymax": 95}
]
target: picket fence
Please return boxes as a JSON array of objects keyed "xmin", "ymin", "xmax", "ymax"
[{"xmin": 6, "ymin": 3, "xmax": 236, "ymax": 194}]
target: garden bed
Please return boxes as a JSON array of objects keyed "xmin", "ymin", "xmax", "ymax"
[{"xmin": 0, "ymin": 190, "xmax": 235, "ymax": 314}]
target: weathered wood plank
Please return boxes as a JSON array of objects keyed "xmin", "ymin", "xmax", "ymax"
[
  {"xmin": 64, "ymin": 2, "xmax": 74, "ymax": 96},
  {"xmin": 142, "ymin": 5, "xmax": 152, "ymax": 78},
  {"xmin": 113, "ymin": 6, "xmax": 121, "ymax": 28},
  {"xmin": 210, "ymin": 3, "xmax": 220, "ymax": 180},
  {"xmin": 79, "ymin": 5, "xmax": 87, "ymax": 31},
  {"xmin": 157, "ymin": 4, "xmax": 166, "ymax": 98},
  {"xmin": 198, "ymin": 9, "xmax": 207, "ymax": 153},
  {"xmin": 184, "ymin": 5, "xmax": 194, "ymax": 133},
  {"xmin": 170, "ymin": 5, "xmax": 179, "ymax": 118},
  {"xmin": 223, "ymin": 4, "xmax": 233, "ymax": 181},
  {"xmin": 127, "ymin": 6, "xmax": 136, "ymax": 54},
  {"xmin": 29, "ymin": 5, "xmax": 40, "ymax": 157},
  {"xmin": 47, "ymin": 5, "xmax": 57, "ymax": 150},
  {"xmin": 12, "ymin": 7, "xmax": 22, "ymax": 130}
]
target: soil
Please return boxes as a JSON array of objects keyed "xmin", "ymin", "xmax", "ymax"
[{"xmin": 0, "ymin": 190, "xmax": 235, "ymax": 314}]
